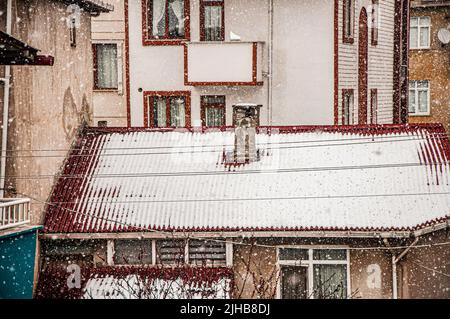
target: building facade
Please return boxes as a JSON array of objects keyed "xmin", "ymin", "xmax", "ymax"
[
  {"xmin": 91, "ymin": 0, "xmax": 128, "ymax": 127},
  {"xmin": 408, "ymin": 0, "xmax": 450, "ymax": 132},
  {"xmin": 96, "ymin": 0, "xmax": 410, "ymax": 128}
]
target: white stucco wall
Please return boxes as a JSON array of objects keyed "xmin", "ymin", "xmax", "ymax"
[{"xmin": 127, "ymin": 0, "xmax": 397, "ymax": 127}]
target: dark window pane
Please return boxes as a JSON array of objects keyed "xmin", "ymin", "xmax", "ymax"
[
  {"xmin": 113, "ymin": 240, "xmax": 152, "ymax": 265},
  {"xmin": 279, "ymin": 248, "xmax": 308, "ymax": 261},
  {"xmin": 157, "ymin": 240, "xmax": 185, "ymax": 265},
  {"xmin": 188, "ymin": 239, "xmax": 226, "ymax": 266},
  {"xmin": 204, "ymin": 5, "xmax": 223, "ymax": 41},
  {"xmin": 313, "ymin": 264, "xmax": 347, "ymax": 299},
  {"xmin": 168, "ymin": 0, "xmax": 185, "ymax": 38},
  {"xmin": 281, "ymin": 266, "xmax": 308, "ymax": 299},
  {"xmin": 313, "ymin": 249, "xmax": 347, "ymax": 261}
]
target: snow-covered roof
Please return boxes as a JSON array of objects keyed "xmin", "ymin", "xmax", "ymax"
[
  {"xmin": 36, "ymin": 266, "xmax": 232, "ymax": 299},
  {"xmin": 43, "ymin": 124, "xmax": 450, "ymax": 234}
]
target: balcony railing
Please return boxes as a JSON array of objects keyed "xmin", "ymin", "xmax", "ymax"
[
  {"xmin": 0, "ymin": 198, "xmax": 31, "ymax": 231},
  {"xmin": 184, "ymin": 41, "xmax": 264, "ymax": 86}
]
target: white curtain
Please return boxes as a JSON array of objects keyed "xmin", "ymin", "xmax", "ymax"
[
  {"xmin": 204, "ymin": 6, "xmax": 222, "ymax": 40},
  {"xmin": 97, "ymin": 44, "xmax": 118, "ymax": 89},
  {"xmin": 170, "ymin": 0, "xmax": 184, "ymax": 35},
  {"xmin": 152, "ymin": 0, "xmax": 166, "ymax": 36},
  {"xmin": 170, "ymin": 98, "xmax": 185, "ymax": 127},
  {"xmin": 154, "ymin": 98, "xmax": 166, "ymax": 127}
]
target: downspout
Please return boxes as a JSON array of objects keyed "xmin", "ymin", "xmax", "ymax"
[
  {"xmin": 391, "ymin": 237, "xmax": 419, "ymax": 299},
  {"xmin": 266, "ymin": 0, "xmax": 273, "ymax": 127},
  {"xmin": 0, "ymin": 0, "xmax": 13, "ymax": 198}
]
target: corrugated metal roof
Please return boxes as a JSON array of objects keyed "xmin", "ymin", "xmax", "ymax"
[{"xmin": 43, "ymin": 124, "xmax": 450, "ymax": 233}]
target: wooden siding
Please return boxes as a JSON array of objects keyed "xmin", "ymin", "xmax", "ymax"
[{"xmin": 338, "ymin": 0, "xmax": 396, "ymax": 124}]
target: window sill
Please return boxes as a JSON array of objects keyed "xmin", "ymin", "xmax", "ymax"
[
  {"xmin": 142, "ymin": 38, "xmax": 188, "ymax": 46},
  {"xmin": 409, "ymin": 113, "xmax": 431, "ymax": 117},
  {"xmin": 94, "ymin": 88, "xmax": 119, "ymax": 93},
  {"xmin": 409, "ymin": 47, "xmax": 431, "ymax": 51}
]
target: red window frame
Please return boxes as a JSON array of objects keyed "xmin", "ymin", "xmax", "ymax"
[
  {"xmin": 370, "ymin": 88, "xmax": 378, "ymax": 124},
  {"xmin": 200, "ymin": 95, "xmax": 226, "ymax": 127},
  {"xmin": 199, "ymin": 0, "xmax": 225, "ymax": 41},
  {"xmin": 342, "ymin": 89, "xmax": 354, "ymax": 125},
  {"xmin": 371, "ymin": 0, "xmax": 379, "ymax": 46},
  {"xmin": 93, "ymin": 43, "xmax": 119, "ymax": 91},
  {"xmin": 142, "ymin": 0, "xmax": 191, "ymax": 46},
  {"xmin": 343, "ymin": 0, "xmax": 355, "ymax": 44},
  {"xmin": 143, "ymin": 91, "xmax": 191, "ymax": 128}
]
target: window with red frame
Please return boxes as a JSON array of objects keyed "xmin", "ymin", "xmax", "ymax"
[
  {"xmin": 93, "ymin": 43, "xmax": 118, "ymax": 90},
  {"xmin": 342, "ymin": 89, "xmax": 354, "ymax": 125},
  {"xmin": 144, "ymin": 0, "xmax": 188, "ymax": 41},
  {"xmin": 145, "ymin": 92, "xmax": 190, "ymax": 128},
  {"xmin": 200, "ymin": 0, "xmax": 224, "ymax": 41},
  {"xmin": 343, "ymin": 0, "xmax": 355, "ymax": 44},
  {"xmin": 371, "ymin": 0, "xmax": 379, "ymax": 45},
  {"xmin": 201, "ymin": 96, "xmax": 226, "ymax": 127},
  {"xmin": 370, "ymin": 89, "xmax": 378, "ymax": 124}
]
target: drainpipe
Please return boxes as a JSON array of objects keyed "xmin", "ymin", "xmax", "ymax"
[
  {"xmin": 0, "ymin": 0, "xmax": 13, "ymax": 198},
  {"xmin": 266, "ymin": 0, "xmax": 274, "ymax": 127},
  {"xmin": 391, "ymin": 237, "xmax": 419, "ymax": 299}
]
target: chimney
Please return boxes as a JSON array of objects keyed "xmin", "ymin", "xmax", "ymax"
[{"xmin": 233, "ymin": 104, "xmax": 261, "ymax": 163}]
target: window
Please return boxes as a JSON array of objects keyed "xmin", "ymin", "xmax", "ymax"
[
  {"xmin": 93, "ymin": 44, "xmax": 118, "ymax": 90},
  {"xmin": 144, "ymin": 92, "xmax": 191, "ymax": 128},
  {"xmin": 278, "ymin": 248, "xmax": 349, "ymax": 299},
  {"xmin": 342, "ymin": 89, "xmax": 354, "ymax": 125},
  {"xmin": 201, "ymin": 95, "xmax": 226, "ymax": 127},
  {"xmin": 370, "ymin": 89, "xmax": 378, "ymax": 124},
  {"xmin": 410, "ymin": 17, "xmax": 431, "ymax": 49},
  {"xmin": 200, "ymin": 0, "xmax": 224, "ymax": 41},
  {"xmin": 371, "ymin": 0, "xmax": 379, "ymax": 46},
  {"xmin": 69, "ymin": 17, "xmax": 77, "ymax": 48},
  {"xmin": 343, "ymin": 0, "xmax": 355, "ymax": 43},
  {"xmin": 113, "ymin": 240, "xmax": 153, "ymax": 265},
  {"xmin": 143, "ymin": 0, "xmax": 189, "ymax": 44},
  {"xmin": 409, "ymin": 80, "xmax": 430, "ymax": 116},
  {"xmin": 156, "ymin": 240, "xmax": 186, "ymax": 265},
  {"xmin": 188, "ymin": 239, "xmax": 226, "ymax": 266}
]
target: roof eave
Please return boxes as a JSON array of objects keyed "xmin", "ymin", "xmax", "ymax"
[{"xmin": 57, "ymin": 0, "xmax": 114, "ymax": 14}]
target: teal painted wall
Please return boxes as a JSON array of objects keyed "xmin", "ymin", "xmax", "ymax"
[{"xmin": 0, "ymin": 229, "xmax": 38, "ymax": 299}]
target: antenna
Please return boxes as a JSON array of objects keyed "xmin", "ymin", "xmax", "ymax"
[{"xmin": 437, "ymin": 28, "xmax": 450, "ymax": 45}]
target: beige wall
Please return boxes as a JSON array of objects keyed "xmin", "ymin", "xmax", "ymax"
[
  {"xmin": 91, "ymin": 0, "xmax": 127, "ymax": 127},
  {"xmin": 1, "ymin": 0, "xmax": 95, "ymax": 225},
  {"xmin": 398, "ymin": 230, "xmax": 450, "ymax": 299},
  {"xmin": 408, "ymin": 6, "xmax": 450, "ymax": 132}
]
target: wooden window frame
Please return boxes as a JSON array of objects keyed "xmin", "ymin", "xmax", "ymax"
[
  {"xmin": 200, "ymin": 95, "xmax": 226, "ymax": 127},
  {"xmin": 276, "ymin": 246, "xmax": 351, "ymax": 300},
  {"xmin": 409, "ymin": 16, "xmax": 431, "ymax": 50},
  {"xmin": 371, "ymin": 0, "xmax": 379, "ymax": 46},
  {"xmin": 341, "ymin": 89, "xmax": 354, "ymax": 125},
  {"xmin": 370, "ymin": 88, "xmax": 378, "ymax": 124},
  {"xmin": 93, "ymin": 43, "xmax": 119, "ymax": 91},
  {"xmin": 343, "ymin": 0, "xmax": 355, "ymax": 44},
  {"xmin": 200, "ymin": 0, "xmax": 225, "ymax": 41},
  {"xmin": 143, "ymin": 91, "xmax": 191, "ymax": 128},
  {"xmin": 408, "ymin": 80, "xmax": 430, "ymax": 116},
  {"xmin": 142, "ymin": 0, "xmax": 191, "ymax": 46}
]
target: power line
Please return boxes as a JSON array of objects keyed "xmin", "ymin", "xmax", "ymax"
[
  {"xmin": 46, "ymin": 191, "xmax": 450, "ymax": 205},
  {"xmin": 1, "ymin": 134, "xmax": 448, "ymax": 159},
  {"xmin": 1, "ymin": 161, "xmax": 448, "ymax": 180},
  {"xmin": 410, "ymin": 260, "xmax": 450, "ymax": 278},
  {"xmin": 2, "ymin": 131, "xmax": 449, "ymax": 154}
]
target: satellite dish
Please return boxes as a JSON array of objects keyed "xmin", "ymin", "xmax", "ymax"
[{"xmin": 437, "ymin": 28, "xmax": 450, "ymax": 45}]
